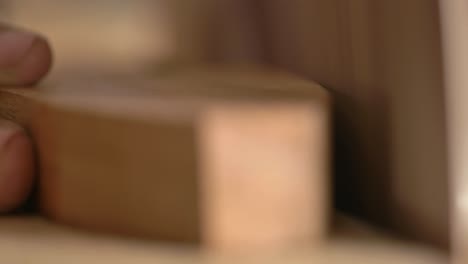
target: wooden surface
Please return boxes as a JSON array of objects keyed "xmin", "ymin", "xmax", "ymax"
[
  {"xmin": 0, "ymin": 214, "xmax": 448, "ymax": 264},
  {"xmin": 259, "ymin": 0, "xmax": 450, "ymax": 249},
  {"xmin": 0, "ymin": 68, "xmax": 330, "ymax": 251},
  {"xmin": 439, "ymin": 1, "xmax": 468, "ymax": 262}
]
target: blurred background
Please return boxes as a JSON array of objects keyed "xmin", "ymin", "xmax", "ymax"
[
  {"xmin": 0, "ymin": 0, "xmax": 265, "ymax": 77},
  {"xmin": 2, "ymin": 0, "xmax": 190, "ymax": 76}
]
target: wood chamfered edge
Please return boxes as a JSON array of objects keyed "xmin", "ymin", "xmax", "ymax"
[{"xmin": 197, "ymin": 98, "xmax": 331, "ymax": 251}]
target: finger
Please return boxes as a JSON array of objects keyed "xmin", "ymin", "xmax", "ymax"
[
  {"xmin": 0, "ymin": 24, "xmax": 52, "ymax": 86},
  {"xmin": 0, "ymin": 120, "xmax": 34, "ymax": 212}
]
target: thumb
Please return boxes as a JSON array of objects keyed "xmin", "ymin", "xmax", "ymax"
[{"xmin": 0, "ymin": 23, "xmax": 51, "ymax": 212}]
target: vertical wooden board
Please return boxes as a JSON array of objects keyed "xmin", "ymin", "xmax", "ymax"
[
  {"xmin": 149, "ymin": 0, "xmax": 266, "ymax": 70},
  {"xmin": 208, "ymin": 0, "xmax": 266, "ymax": 63},
  {"xmin": 154, "ymin": 0, "xmax": 217, "ymax": 65},
  {"xmin": 260, "ymin": 0, "xmax": 449, "ymax": 248},
  {"xmin": 259, "ymin": 0, "xmax": 391, "ymax": 226},
  {"xmin": 370, "ymin": 0, "xmax": 448, "ymax": 248},
  {"xmin": 259, "ymin": 0, "xmax": 349, "ymax": 88},
  {"xmin": 439, "ymin": 0, "xmax": 468, "ymax": 262}
]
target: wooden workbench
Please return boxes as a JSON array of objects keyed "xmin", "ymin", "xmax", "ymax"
[{"xmin": 0, "ymin": 214, "xmax": 447, "ymax": 264}]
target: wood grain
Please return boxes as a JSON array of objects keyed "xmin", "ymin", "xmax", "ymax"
[
  {"xmin": 0, "ymin": 68, "xmax": 330, "ymax": 251},
  {"xmin": 259, "ymin": 0, "xmax": 450, "ymax": 249}
]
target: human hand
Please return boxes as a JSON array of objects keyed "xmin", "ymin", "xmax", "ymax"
[{"xmin": 0, "ymin": 23, "xmax": 52, "ymax": 212}]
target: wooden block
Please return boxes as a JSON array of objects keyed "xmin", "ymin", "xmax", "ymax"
[
  {"xmin": 259, "ymin": 0, "xmax": 451, "ymax": 250},
  {"xmin": 0, "ymin": 214, "xmax": 448, "ymax": 264},
  {"xmin": 0, "ymin": 68, "xmax": 330, "ymax": 251}
]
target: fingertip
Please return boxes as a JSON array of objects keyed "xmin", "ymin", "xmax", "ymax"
[
  {"xmin": 0, "ymin": 31, "xmax": 53, "ymax": 86},
  {"xmin": 0, "ymin": 121, "xmax": 34, "ymax": 212},
  {"xmin": 15, "ymin": 36, "xmax": 53, "ymax": 86}
]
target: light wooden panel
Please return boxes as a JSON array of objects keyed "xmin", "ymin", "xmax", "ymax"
[
  {"xmin": 438, "ymin": 1, "xmax": 468, "ymax": 263},
  {"xmin": 0, "ymin": 214, "xmax": 447, "ymax": 264}
]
